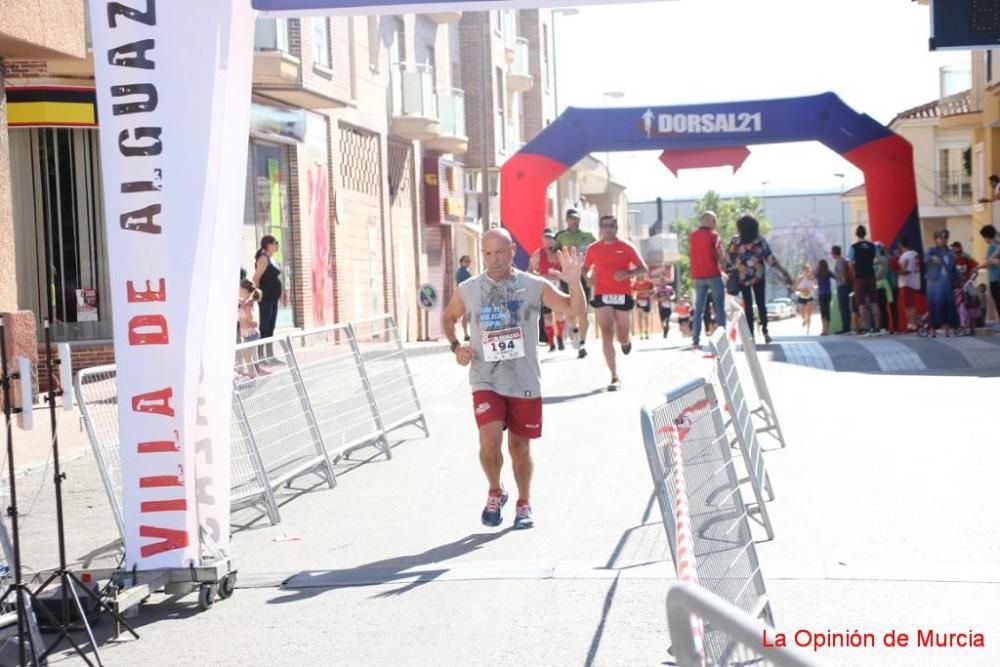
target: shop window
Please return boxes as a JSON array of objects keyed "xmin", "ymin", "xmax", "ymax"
[{"xmin": 244, "ymin": 140, "xmax": 296, "ymax": 329}]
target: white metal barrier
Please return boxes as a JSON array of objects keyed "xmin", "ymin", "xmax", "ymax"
[
  {"xmin": 732, "ymin": 309, "xmax": 787, "ymax": 448},
  {"xmin": 75, "ymin": 364, "xmax": 280, "ymax": 537},
  {"xmin": 710, "ymin": 328, "xmax": 775, "ymax": 541},
  {"xmin": 349, "ymin": 315, "xmax": 428, "ymax": 438},
  {"xmin": 285, "ymin": 324, "xmax": 389, "ymax": 461},
  {"xmin": 640, "ymin": 377, "xmax": 773, "ymax": 661},
  {"xmin": 75, "ymin": 314, "xmax": 429, "ymax": 537},
  {"xmin": 667, "ymin": 583, "xmax": 825, "ymax": 667},
  {"xmin": 232, "ymin": 337, "xmax": 337, "ymax": 491}
]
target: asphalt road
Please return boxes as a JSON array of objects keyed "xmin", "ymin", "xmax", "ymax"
[{"xmin": 9, "ymin": 316, "xmax": 999, "ymax": 666}]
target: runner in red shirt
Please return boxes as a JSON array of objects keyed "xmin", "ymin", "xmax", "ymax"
[
  {"xmin": 633, "ymin": 276, "xmax": 655, "ymax": 340},
  {"xmin": 584, "ymin": 215, "xmax": 648, "ymax": 391},
  {"xmin": 529, "ymin": 229, "xmax": 567, "ymax": 352}
]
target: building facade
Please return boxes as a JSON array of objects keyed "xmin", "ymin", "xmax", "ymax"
[{"xmin": 0, "ymin": 6, "xmax": 625, "ymax": 371}]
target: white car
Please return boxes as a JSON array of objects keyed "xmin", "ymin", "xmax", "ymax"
[{"xmin": 767, "ymin": 299, "xmax": 795, "ymax": 319}]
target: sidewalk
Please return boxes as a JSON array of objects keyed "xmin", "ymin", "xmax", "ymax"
[{"xmin": 10, "ymin": 317, "xmax": 999, "ymax": 666}]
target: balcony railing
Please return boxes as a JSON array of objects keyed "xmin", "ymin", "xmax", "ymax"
[
  {"xmin": 938, "ymin": 170, "xmax": 973, "ymax": 205},
  {"xmin": 438, "ymin": 89, "xmax": 466, "ymax": 138},
  {"xmin": 391, "ymin": 62, "xmax": 438, "ymax": 118}
]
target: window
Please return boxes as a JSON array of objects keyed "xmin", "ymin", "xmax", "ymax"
[
  {"xmin": 495, "ymin": 67, "xmax": 506, "ymax": 152},
  {"xmin": 937, "ymin": 144, "xmax": 972, "ymax": 205},
  {"xmin": 988, "ymin": 50, "xmax": 994, "ymax": 84},
  {"xmin": 367, "ymin": 17, "xmax": 379, "ymax": 72},
  {"xmin": 312, "ymin": 18, "xmax": 331, "ymax": 67},
  {"xmin": 543, "ymin": 24, "xmax": 551, "ymax": 91},
  {"xmin": 393, "ymin": 17, "xmax": 405, "ymax": 64},
  {"xmin": 254, "ymin": 17, "xmax": 288, "ymax": 52}
]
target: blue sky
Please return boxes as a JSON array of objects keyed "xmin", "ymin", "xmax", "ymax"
[{"xmin": 554, "ymin": 0, "xmax": 969, "ymax": 201}]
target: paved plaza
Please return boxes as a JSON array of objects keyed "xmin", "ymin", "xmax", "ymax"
[{"xmin": 6, "ymin": 318, "xmax": 1000, "ymax": 666}]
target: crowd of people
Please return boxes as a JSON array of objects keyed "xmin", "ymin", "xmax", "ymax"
[{"xmin": 440, "ymin": 208, "xmax": 1000, "ymax": 531}]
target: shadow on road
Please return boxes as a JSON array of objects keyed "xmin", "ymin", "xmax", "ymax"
[
  {"xmin": 265, "ymin": 529, "xmax": 514, "ymax": 604},
  {"xmin": 542, "ymin": 388, "xmax": 605, "ymax": 405}
]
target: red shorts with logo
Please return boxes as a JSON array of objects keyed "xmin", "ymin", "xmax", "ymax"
[{"xmin": 472, "ymin": 391, "xmax": 542, "ymax": 439}]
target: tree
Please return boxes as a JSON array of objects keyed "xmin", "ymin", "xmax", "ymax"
[
  {"xmin": 766, "ymin": 214, "xmax": 831, "ymax": 296},
  {"xmin": 668, "ymin": 190, "xmax": 770, "ymax": 296}
]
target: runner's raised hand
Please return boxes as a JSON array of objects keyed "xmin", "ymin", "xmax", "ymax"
[{"xmin": 553, "ymin": 246, "xmax": 584, "ymax": 284}]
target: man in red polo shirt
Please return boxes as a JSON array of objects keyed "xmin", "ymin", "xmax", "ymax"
[
  {"xmin": 584, "ymin": 215, "xmax": 648, "ymax": 391},
  {"xmin": 688, "ymin": 211, "xmax": 727, "ymax": 347}
]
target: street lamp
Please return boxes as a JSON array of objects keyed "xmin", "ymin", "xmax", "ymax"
[
  {"xmin": 551, "ymin": 8, "xmax": 579, "ymax": 224},
  {"xmin": 602, "ymin": 91, "xmax": 624, "ymax": 182},
  {"xmin": 833, "ymin": 172, "xmax": 846, "ymax": 248}
]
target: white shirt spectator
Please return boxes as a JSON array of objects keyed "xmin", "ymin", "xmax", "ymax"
[{"xmin": 898, "ymin": 249, "xmax": 921, "ymax": 290}]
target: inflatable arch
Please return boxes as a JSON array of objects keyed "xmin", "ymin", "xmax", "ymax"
[{"xmin": 500, "ymin": 92, "xmax": 919, "ymax": 267}]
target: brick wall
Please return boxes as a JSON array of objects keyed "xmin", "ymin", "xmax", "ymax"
[
  {"xmin": 33, "ymin": 341, "xmax": 114, "ymax": 395},
  {"xmin": 459, "ymin": 13, "xmax": 494, "ymax": 171}
]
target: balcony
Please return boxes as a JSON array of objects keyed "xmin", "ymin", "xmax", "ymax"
[
  {"xmin": 390, "ymin": 63, "xmax": 441, "ymax": 141},
  {"xmin": 507, "ymin": 38, "xmax": 533, "ymax": 92},
  {"xmin": 937, "ymin": 170, "xmax": 972, "ymax": 206},
  {"xmin": 426, "ymin": 10, "xmax": 462, "ymax": 23},
  {"xmin": 253, "ymin": 18, "xmax": 348, "ymax": 110},
  {"xmin": 425, "ymin": 89, "xmax": 468, "ymax": 154}
]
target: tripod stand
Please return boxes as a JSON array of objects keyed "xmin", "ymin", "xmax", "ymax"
[
  {"xmin": 28, "ymin": 321, "xmax": 139, "ymax": 666},
  {"xmin": 0, "ymin": 315, "xmax": 45, "ymax": 666}
]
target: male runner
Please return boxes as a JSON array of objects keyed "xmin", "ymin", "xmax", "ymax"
[
  {"xmin": 442, "ymin": 229, "xmax": 586, "ymax": 529},
  {"xmin": 529, "ymin": 229, "xmax": 567, "ymax": 351},
  {"xmin": 554, "ymin": 209, "xmax": 596, "ymax": 358},
  {"xmin": 584, "ymin": 215, "xmax": 648, "ymax": 391}
]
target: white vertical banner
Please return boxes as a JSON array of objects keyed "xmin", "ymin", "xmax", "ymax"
[{"xmin": 89, "ymin": 0, "xmax": 255, "ymax": 569}]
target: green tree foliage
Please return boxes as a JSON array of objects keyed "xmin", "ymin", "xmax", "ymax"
[{"xmin": 667, "ymin": 190, "xmax": 771, "ymax": 296}]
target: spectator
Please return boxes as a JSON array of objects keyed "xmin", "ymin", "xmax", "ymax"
[
  {"xmin": 688, "ymin": 211, "xmax": 727, "ymax": 348},
  {"xmin": 978, "ymin": 174, "xmax": 1000, "ymax": 230},
  {"xmin": 924, "ymin": 229, "xmax": 961, "ymax": 337},
  {"xmin": 950, "ymin": 241, "xmax": 979, "ymax": 283},
  {"xmin": 897, "ymin": 236, "xmax": 921, "ymax": 333},
  {"xmin": 980, "ymin": 225, "xmax": 1000, "ymax": 318},
  {"xmin": 875, "ymin": 243, "xmax": 897, "ymax": 334},
  {"xmin": 237, "ymin": 279, "xmax": 266, "ymax": 378},
  {"xmin": 456, "ymin": 255, "xmax": 473, "ymax": 341},
  {"xmin": 848, "ymin": 225, "xmax": 880, "ymax": 336},
  {"xmin": 253, "ymin": 235, "xmax": 283, "ymax": 358},
  {"xmin": 727, "ymin": 214, "xmax": 791, "ymax": 344},
  {"xmin": 792, "ymin": 263, "xmax": 817, "ymax": 334},
  {"xmin": 831, "ymin": 245, "xmax": 852, "ymax": 334},
  {"xmin": 815, "ymin": 259, "xmax": 833, "ymax": 336}
]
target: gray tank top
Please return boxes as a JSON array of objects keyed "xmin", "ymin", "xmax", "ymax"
[{"xmin": 459, "ymin": 269, "xmax": 546, "ymax": 398}]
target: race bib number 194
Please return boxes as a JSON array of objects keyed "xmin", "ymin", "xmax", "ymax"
[{"xmin": 482, "ymin": 327, "xmax": 525, "ymax": 362}]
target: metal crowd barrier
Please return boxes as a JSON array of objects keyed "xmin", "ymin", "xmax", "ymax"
[
  {"xmin": 732, "ymin": 310, "xmax": 787, "ymax": 448},
  {"xmin": 75, "ymin": 364, "xmax": 281, "ymax": 537},
  {"xmin": 349, "ymin": 315, "xmax": 429, "ymax": 439},
  {"xmin": 667, "ymin": 583, "xmax": 825, "ymax": 667},
  {"xmin": 640, "ymin": 377, "xmax": 773, "ymax": 660},
  {"xmin": 232, "ymin": 337, "xmax": 337, "ymax": 491},
  {"xmin": 710, "ymin": 329, "xmax": 775, "ymax": 541},
  {"xmin": 75, "ymin": 315, "xmax": 428, "ymax": 536},
  {"xmin": 285, "ymin": 324, "xmax": 390, "ymax": 461}
]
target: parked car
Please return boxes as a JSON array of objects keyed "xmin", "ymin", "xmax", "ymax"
[{"xmin": 766, "ymin": 299, "xmax": 794, "ymax": 320}]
